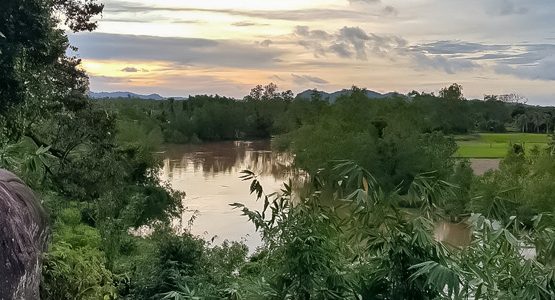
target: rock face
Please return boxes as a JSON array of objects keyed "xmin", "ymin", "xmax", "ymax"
[{"xmin": 0, "ymin": 170, "xmax": 49, "ymax": 300}]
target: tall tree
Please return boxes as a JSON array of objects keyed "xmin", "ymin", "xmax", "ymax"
[
  {"xmin": 0, "ymin": 0, "xmax": 103, "ymax": 141},
  {"xmin": 439, "ymin": 83, "xmax": 464, "ymax": 101}
]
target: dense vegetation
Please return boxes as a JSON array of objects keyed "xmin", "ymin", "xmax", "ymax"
[
  {"xmin": 99, "ymin": 84, "xmax": 555, "ymax": 146},
  {"xmin": 2, "ymin": 0, "xmax": 555, "ymax": 299}
]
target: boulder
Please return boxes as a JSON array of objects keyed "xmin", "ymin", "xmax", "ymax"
[{"xmin": 0, "ymin": 170, "xmax": 49, "ymax": 300}]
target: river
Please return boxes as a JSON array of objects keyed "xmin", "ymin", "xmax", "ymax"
[
  {"xmin": 159, "ymin": 140, "xmax": 294, "ymax": 250},
  {"xmin": 159, "ymin": 141, "xmax": 500, "ymax": 251}
]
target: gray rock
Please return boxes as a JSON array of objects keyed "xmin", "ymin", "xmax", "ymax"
[{"xmin": 0, "ymin": 170, "xmax": 49, "ymax": 300}]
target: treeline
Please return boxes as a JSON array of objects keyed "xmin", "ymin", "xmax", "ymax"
[
  {"xmin": 96, "ymin": 89, "xmax": 326, "ymax": 143},
  {"xmin": 411, "ymin": 88, "xmax": 555, "ymax": 134},
  {"xmin": 97, "ymin": 84, "xmax": 555, "ymax": 148}
]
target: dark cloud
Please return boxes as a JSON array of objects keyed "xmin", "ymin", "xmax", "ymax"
[
  {"xmin": 382, "ymin": 6, "xmax": 398, "ymax": 16},
  {"xmin": 69, "ymin": 32, "xmax": 285, "ymax": 69},
  {"xmin": 411, "ymin": 41, "xmax": 510, "ymax": 55},
  {"xmin": 295, "ymin": 26, "xmax": 406, "ymax": 60},
  {"xmin": 338, "ymin": 27, "xmax": 371, "ymax": 59},
  {"xmin": 412, "ymin": 53, "xmax": 479, "ymax": 74},
  {"xmin": 294, "ymin": 26, "xmax": 333, "ymax": 40},
  {"xmin": 121, "ymin": 67, "xmax": 139, "ymax": 72},
  {"xmin": 495, "ymin": 57, "xmax": 555, "ymax": 80},
  {"xmin": 292, "ymin": 26, "xmax": 532, "ymax": 76},
  {"xmin": 260, "ymin": 39, "xmax": 272, "ymax": 47},
  {"xmin": 298, "ymin": 40, "xmax": 328, "ymax": 57},
  {"xmin": 291, "ymin": 74, "xmax": 329, "ymax": 85},
  {"xmin": 329, "ymin": 43, "xmax": 354, "ymax": 58}
]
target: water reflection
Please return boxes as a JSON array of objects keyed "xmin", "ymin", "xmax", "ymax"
[
  {"xmin": 159, "ymin": 140, "xmax": 294, "ymax": 250},
  {"xmin": 162, "ymin": 140, "xmax": 294, "ymax": 180}
]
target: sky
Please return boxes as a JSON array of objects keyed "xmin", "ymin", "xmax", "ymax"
[{"xmin": 70, "ymin": 0, "xmax": 555, "ymax": 104}]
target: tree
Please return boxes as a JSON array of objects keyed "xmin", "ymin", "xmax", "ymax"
[
  {"xmin": 0, "ymin": 0, "xmax": 103, "ymax": 141},
  {"xmin": 262, "ymin": 83, "xmax": 278, "ymax": 101},
  {"xmin": 245, "ymin": 83, "xmax": 291, "ymax": 101},
  {"xmin": 439, "ymin": 83, "xmax": 464, "ymax": 101},
  {"xmin": 280, "ymin": 90, "xmax": 294, "ymax": 101},
  {"xmin": 246, "ymin": 85, "xmax": 264, "ymax": 101}
]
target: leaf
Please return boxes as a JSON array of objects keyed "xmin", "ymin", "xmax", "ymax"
[
  {"xmin": 36, "ymin": 145, "xmax": 51, "ymax": 155},
  {"xmin": 229, "ymin": 203, "xmax": 245, "ymax": 209},
  {"xmin": 239, "ymin": 170, "xmax": 255, "ymax": 181},
  {"xmin": 410, "ymin": 261, "xmax": 461, "ymax": 297},
  {"xmin": 503, "ymin": 229, "xmax": 519, "ymax": 248},
  {"xmin": 362, "ymin": 177, "xmax": 369, "ymax": 193}
]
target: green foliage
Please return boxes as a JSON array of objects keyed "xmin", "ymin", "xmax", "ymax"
[
  {"xmin": 233, "ymin": 171, "xmax": 353, "ymax": 299},
  {"xmin": 471, "ymin": 148, "xmax": 555, "ymax": 225},
  {"xmin": 42, "ymin": 242, "xmax": 117, "ymax": 300},
  {"xmin": 41, "ymin": 204, "xmax": 117, "ymax": 300},
  {"xmin": 96, "ymin": 91, "xmax": 302, "ymax": 144},
  {"xmin": 284, "ymin": 92, "xmax": 458, "ymax": 192},
  {"xmin": 232, "ymin": 161, "xmax": 555, "ymax": 299}
]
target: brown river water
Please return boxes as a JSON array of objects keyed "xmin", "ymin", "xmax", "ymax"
[
  {"xmin": 159, "ymin": 140, "xmax": 294, "ymax": 250},
  {"xmin": 159, "ymin": 141, "xmax": 500, "ymax": 251}
]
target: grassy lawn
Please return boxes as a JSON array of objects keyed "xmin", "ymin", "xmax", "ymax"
[{"xmin": 455, "ymin": 133, "xmax": 551, "ymax": 158}]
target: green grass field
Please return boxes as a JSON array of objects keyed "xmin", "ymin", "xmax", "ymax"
[{"xmin": 455, "ymin": 133, "xmax": 551, "ymax": 158}]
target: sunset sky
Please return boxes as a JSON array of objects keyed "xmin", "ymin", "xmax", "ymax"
[{"xmin": 70, "ymin": 0, "xmax": 555, "ymax": 104}]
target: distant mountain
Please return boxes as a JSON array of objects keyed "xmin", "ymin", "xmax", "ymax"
[
  {"xmin": 89, "ymin": 91, "xmax": 185, "ymax": 100},
  {"xmin": 296, "ymin": 89, "xmax": 403, "ymax": 103}
]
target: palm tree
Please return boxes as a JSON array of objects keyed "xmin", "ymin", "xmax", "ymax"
[{"xmin": 515, "ymin": 114, "xmax": 527, "ymax": 133}]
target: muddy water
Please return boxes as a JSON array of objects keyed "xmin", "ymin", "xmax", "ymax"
[
  {"xmin": 160, "ymin": 141, "xmax": 482, "ymax": 250},
  {"xmin": 469, "ymin": 159, "xmax": 501, "ymax": 175},
  {"xmin": 159, "ymin": 140, "xmax": 294, "ymax": 250}
]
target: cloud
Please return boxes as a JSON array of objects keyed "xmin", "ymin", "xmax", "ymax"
[
  {"xmin": 295, "ymin": 26, "xmax": 406, "ymax": 60},
  {"xmin": 105, "ymin": 2, "xmax": 394, "ymax": 21},
  {"xmin": 231, "ymin": 21, "xmax": 268, "ymax": 27},
  {"xmin": 260, "ymin": 39, "xmax": 272, "ymax": 47},
  {"xmin": 486, "ymin": 0, "xmax": 528, "ymax": 16},
  {"xmin": 121, "ymin": 67, "xmax": 139, "ymax": 72},
  {"xmin": 495, "ymin": 56, "xmax": 555, "ymax": 80},
  {"xmin": 269, "ymin": 74, "xmax": 284, "ymax": 82},
  {"xmin": 171, "ymin": 20, "xmax": 205, "ymax": 24},
  {"xmin": 69, "ymin": 32, "xmax": 285, "ymax": 69},
  {"xmin": 337, "ymin": 27, "xmax": 371, "ymax": 59},
  {"xmin": 348, "ymin": 0, "xmax": 380, "ymax": 3},
  {"xmin": 100, "ymin": 16, "xmax": 205, "ymax": 24},
  {"xmin": 382, "ymin": 6, "xmax": 398, "ymax": 16},
  {"xmin": 412, "ymin": 53, "xmax": 479, "ymax": 74},
  {"xmin": 293, "ymin": 26, "xmax": 489, "ymax": 74},
  {"xmin": 411, "ymin": 40, "xmax": 510, "ymax": 55},
  {"xmin": 294, "ymin": 26, "xmax": 333, "ymax": 40},
  {"xmin": 497, "ymin": 44, "xmax": 555, "ymax": 65},
  {"xmin": 409, "ymin": 40, "xmax": 555, "ymax": 80},
  {"xmin": 329, "ymin": 43, "xmax": 354, "ymax": 58},
  {"xmin": 291, "ymin": 74, "xmax": 329, "ymax": 85}
]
